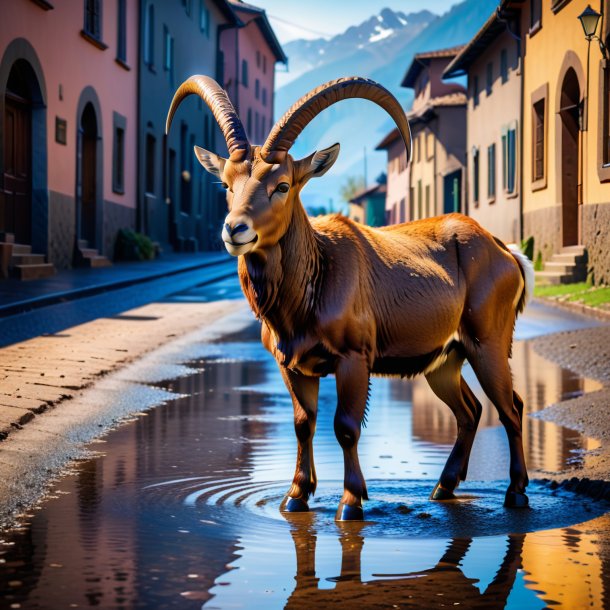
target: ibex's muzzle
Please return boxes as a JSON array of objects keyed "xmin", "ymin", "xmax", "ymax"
[{"xmin": 222, "ymin": 216, "xmax": 258, "ymax": 256}]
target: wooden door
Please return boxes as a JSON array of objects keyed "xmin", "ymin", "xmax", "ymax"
[
  {"xmin": 79, "ymin": 104, "xmax": 97, "ymax": 245},
  {"xmin": 3, "ymin": 94, "xmax": 32, "ymax": 243}
]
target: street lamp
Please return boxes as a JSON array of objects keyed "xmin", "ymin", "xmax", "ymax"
[
  {"xmin": 579, "ymin": 5, "xmax": 601, "ymax": 40},
  {"xmin": 578, "ymin": 5, "xmax": 608, "ymax": 59}
]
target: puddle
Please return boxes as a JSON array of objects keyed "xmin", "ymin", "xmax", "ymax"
[{"xmin": 0, "ymin": 314, "xmax": 608, "ymax": 609}]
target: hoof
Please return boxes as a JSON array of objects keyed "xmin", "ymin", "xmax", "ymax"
[
  {"xmin": 430, "ymin": 482, "xmax": 457, "ymax": 501},
  {"xmin": 504, "ymin": 490, "xmax": 529, "ymax": 508},
  {"xmin": 280, "ymin": 496, "xmax": 309, "ymax": 513},
  {"xmin": 335, "ymin": 502, "xmax": 364, "ymax": 521}
]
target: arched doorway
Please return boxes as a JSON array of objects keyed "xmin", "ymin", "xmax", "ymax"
[
  {"xmin": 558, "ymin": 68, "xmax": 581, "ymax": 246},
  {"xmin": 78, "ymin": 103, "xmax": 98, "ymax": 246},
  {"xmin": 3, "ymin": 59, "xmax": 39, "ymax": 244}
]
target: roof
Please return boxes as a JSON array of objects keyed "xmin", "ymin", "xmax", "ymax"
[
  {"xmin": 212, "ymin": 0, "xmax": 240, "ymax": 25},
  {"xmin": 349, "ymin": 183, "xmax": 387, "ymax": 204},
  {"xmin": 375, "ymin": 127, "xmax": 401, "ymax": 151},
  {"xmin": 407, "ymin": 92, "xmax": 467, "ymax": 125},
  {"xmin": 443, "ymin": 3, "xmax": 523, "ymax": 78},
  {"xmin": 229, "ymin": 0, "xmax": 287, "ymax": 63},
  {"xmin": 401, "ymin": 45, "xmax": 466, "ymax": 88}
]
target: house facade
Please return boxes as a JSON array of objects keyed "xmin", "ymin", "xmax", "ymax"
[
  {"xmin": 516, "ymin": 0, "xmax": 610, "ymax": 285},
  {"xmin": 221, "ymin": 0, "xmax": 287, "ymax": 145},
  {"xmin": 348, "ymin": 181, "xmax": 387, "ymax": 227},
  {"xmin": 0, "ymin": 0, "xmax": 138, "ymax": 275},
  {"xmin": 375, "ymin": 127, "xmax": 409, "ymax": 224},
  {"xmin": 444, "ymin": 7, "xmax": 523, "ymax": 244},
  {"xmin": 138, "ymin": 0, "xmax": 238, "ymax": 252}
]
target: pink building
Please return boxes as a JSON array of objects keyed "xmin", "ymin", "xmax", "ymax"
[
  {"xmin": 221, "ymin": 0, "xmax": 286, "ymax": 144},
  {"xmin": 0, "ymin": 0, "xmax": 138, "ymax": 277}
]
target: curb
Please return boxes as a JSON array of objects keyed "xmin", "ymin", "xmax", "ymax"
[
  {"xmin": 0, "ymin": 254, "xmax": 231, "ymax": 317},
  {"xmin": 533, "ymin": 296, "xmax": 610, "ymax": 322}
]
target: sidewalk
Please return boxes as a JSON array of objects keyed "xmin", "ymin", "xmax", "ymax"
[{"xmin": 0, "ymin": 251, "xmax": 230, "ymax": 317}]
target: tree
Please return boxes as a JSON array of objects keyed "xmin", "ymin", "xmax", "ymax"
[{"xmin": 340, "ymin": 175, "xmax": 365, "ymax": 205}]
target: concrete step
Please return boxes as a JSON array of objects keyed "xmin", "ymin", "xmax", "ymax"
[
  {"xmin": 10, "ymin": 253, "xmax": 46, "ymax": 266},
  {"xmin": 545, "ymin": 261, "xmax": 576, "ymax": 274},
  {"xmin": 84, "ymin": 256, "xmax": 112, "ymax": 268},
  {"xmin": 560, "ymin": 245, "xmax": 586, "ymax": 255},
  {"xmin": 551, "ymin": 252, "xmax": 587, "ymax": 264},
  {"xmin": 79, "ymin": 248, "xmax": 99, "ymax": 258},
  {"xmin": 535, "ymin": 271, "xmax": 573, "ymax": 285},
  {"xmin": 11, "ymin": 243, "xmax": 32, "ymax": 255},
  {"xmin": 11, "ymin": 263, "xmax": 56, "ymax": 281},
  {"xmin": 0, "ymin": 232, "xmax": 15, "ymax": 244}
]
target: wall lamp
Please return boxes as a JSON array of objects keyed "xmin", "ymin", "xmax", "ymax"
[{"xmin": 579, "ymin": 4, "xmax": 608, "ymax": 59}]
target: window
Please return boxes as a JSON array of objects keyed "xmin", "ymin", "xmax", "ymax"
[
  {"xmin": 409, "ymin": 186, "xmax": 415, "ymax": 221},
  {"xmin": 241, "ymin": 59, "xmax": 249, "ymax": 87},
  {"xmin": 255, "ymin": 79, "xmax": 259, "ymax": 100},
  {"xmin": 473, "ymin": 75, "xmax": 479, "ymax": 107},
  {"xmin": 600, "ymin": 60, "xmax": 610, "ymax": 174},
  {"xmin": 182, "ymin": 0, "xmax": 191, "ymax": 16},
  {"xmin": 426, "ymin": 131, "xmax": 434, "ymax": 160},
  {"xmin": 168, "ymin": 148, "xmax": 176, "ymax": 204},
  {"xmin": 262, "ymin": 88, "xmax": 267, "ymax": 107},
  {"xmin": 263, "ymin": 55, "xmax": 267, "ymax": 74},
  {"xmin": 533, "ymin": 98, "xmax": 545, "ymax": 182},
  {"xmin": 417, "ymin": 180, "xmax": 422, "ymax": 219},
  {"xmin": 145, "ymin": 134, "xmax": 156, "ymax": 194},
  {"xmin": 399, "ymin": 197, "xmax": 405, "ymax": 223},
  {"xmin": 84, "ymin": 0, "xmax": 102, "ymax": 40},
  {"xmin": 507, "ymin": 127, "xmax": 516, "ymax": 193},
  {"xmin": 530, "ymin": 0, "xmax": 541, "ymax": 32},
  {"xmin": 415, "ymin": 134, "xmax": 421, "ymax": 162},
  {"xmin": 486, "ymin": 62, "xmax": 493, "ymax": 96},
  {"xmin": 487, "ymin": 143, "xmax": 496, "ymax": 199},
  {"xmin": 112, "ymin": 112, "xmax": 126, "ymax": 194},
  {"xmin": 116, "ymin": 0, "xmax": 126, "ymax": 63},
  {"xmin": 425, "ymin": 184, "xmax": 430, "ymax": 217},
  {"xmin": 199, "ymin": 0, "xmax": 209, "ymax": 35},
  {"xmin": 500, "ymin": 49, "xmax": 508, "ymax": 84},
  {"xmin": 144, "ymin": 3, "xmax": 154, "ymax": 67},
  {"xmin": 163, "ymin": 25, "xmax": 174, "ymax": 85},
  {"xmin": 473, "ymin": 148, "xmax": 480, "ymax": 206}
]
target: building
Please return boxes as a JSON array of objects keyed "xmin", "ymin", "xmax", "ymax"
[
  {"xmin": 221, "ymin": 0, "xmax": 287, "ymax": 145},
  {"xmin": 444, "ymin": 6, "xmax": 523, "ymax": 244},
  {"xmin": 375, "ymin": 128, "xmax": 409, "ymax": 224},
  {"xmin": 377, "ymin": 47, "xmax": 467, "ymax": 225},
  {"xmin": 138, "ymin": 0, "xmax": 238, "ymax": 253},
  {"xmin": 0, "ymin": 0, "xmax": 138, "ymax": 276},
  {"xmin": 348, "ymin": 180, "xmax": 387, "ymax": 226},
  {"xmin": 515, "ymin": 0, "xmax": 610, "ymax": 285}
]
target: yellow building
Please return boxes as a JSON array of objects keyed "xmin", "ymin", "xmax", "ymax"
[{"xmin": 517, "ymin": 0, "xmax": 610, "ymax": 284}]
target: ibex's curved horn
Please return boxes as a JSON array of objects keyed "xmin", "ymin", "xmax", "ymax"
[
  {"xmin": 261, "ymin": 76, "xmax": 411, "ymax": 164},
  {"xmin": 166, "ymin": 75, "xmax": 249, "ymax": 161}
]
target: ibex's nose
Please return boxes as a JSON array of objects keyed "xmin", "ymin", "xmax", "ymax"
[{"xmin": 224, "ymin": 222, "xmax": 249, "ymax": 237}]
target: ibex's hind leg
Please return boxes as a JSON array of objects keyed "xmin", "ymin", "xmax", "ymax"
[
  {"xmin": 280, "ymin": 368, "xmax": 319, "ymax": 513},
  {"xmin": 425, "ymin": 350, "xmax": 481, "ymax": 500},
  {"xmin": 467, "ymin": 345, "xmax": 529, "ymax": 507}
]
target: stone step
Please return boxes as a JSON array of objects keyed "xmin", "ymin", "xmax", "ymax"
[
  {"xmin": 544, "ymin": 261, "xmax": 576, "ymax": 274},
  {"xmin": 560, "ymin": 245, "xmax": 586, "ymax": 255},
  {"xmin": 535, "ymin": 270, "xmax": 573, "ymax": 285},
  {"xmin": 84, "ymin": 256, "xmax": 112, "ymax": 268},
  {"xmin": 11, "ymin": 243, "xmax": 32, "ymax": 255},
  {"xmin": 77, "ymin": 239, "xmax": 89, "ymax": 249},
  {"xmin": 10, "ymin": 263, "xmax": 56, "ymax": 281},
  {"xmin": 79, "ymin": 248, "xmax": 99, "ymax": 258},
  {"xmin": 0, "ymin": 232, "xmax": 15, "ymax": 244},
  {"xmin": 10, "ymin": 253, "xmax": 46, "ymax": 266},
  {"xmin": 551, "ymin": 252, "xmax": 587, "ymax": 264}
]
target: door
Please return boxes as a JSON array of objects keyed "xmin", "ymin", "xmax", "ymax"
[
  {"xmin": 559, "ymin": 69, "xmax": 580, "ymax": 246},
  {"xmin": 443, "ymin": 170, "xmax": 461, "ymax": 214},
  {"xmin": 79, "ymin": 103, "xmax": 97, "ymax": 245},
  {"xmin": 3, "ymin": 93, "xmax": 32, "ymax": 244}
]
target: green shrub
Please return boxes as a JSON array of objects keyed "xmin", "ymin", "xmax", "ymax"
[
  {"xmin": 114, "ymin": 229, "xmax": 156, "ymax": 261},
  {"xmin": 520, "ymin": 236, "xmax": 534, "ymax": 261},
  {"xmin": 534, "ymin": 250, "xmax": 543, "ymax": 271}
]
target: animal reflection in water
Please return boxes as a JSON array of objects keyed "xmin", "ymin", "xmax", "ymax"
[
  {"xmin": 167, "ymin": 75, "xmax": 535, "ymax": 520},
  {"xmin": 283, "ymin": 514, "xmax": 525, "ymax": 610}
]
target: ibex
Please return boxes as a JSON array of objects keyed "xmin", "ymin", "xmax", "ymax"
[{"xmin": 167, "ymin": 75, "xmax": 534, "ymax": 521}]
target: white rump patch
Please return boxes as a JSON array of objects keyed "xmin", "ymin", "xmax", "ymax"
[
  {"xmin": 422, "ymin": 332, "xmax": 460, "ymax": 376},
  {"xmin": 507, "ymin": 244, "xmax": 535, "ymax": 308}
]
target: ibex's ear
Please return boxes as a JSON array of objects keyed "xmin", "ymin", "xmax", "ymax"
[
  {"xmin": 194, "ymin": 145, "xmax": 225, "ymax": 178},
  {"xmin": 296, "ymin": 143, "xmax": 340, "ymax": 184}
]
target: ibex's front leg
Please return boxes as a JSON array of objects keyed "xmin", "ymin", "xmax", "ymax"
[
  {"xmin": 334, "ymin": 355, "xmax": 369, "ymax": 521},
  {"xmin": 280, "ymin": 367, "xmax": 319, "ymax": 513}
]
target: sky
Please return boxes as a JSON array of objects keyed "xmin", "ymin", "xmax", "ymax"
[{"xmin": 254, "ymin": 0, "xmax": 465, "ymax": 43}]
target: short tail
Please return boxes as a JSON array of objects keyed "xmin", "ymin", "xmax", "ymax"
[{"xmin": 507, "ymin": 244, "xmax": 535, "ymax": 314}]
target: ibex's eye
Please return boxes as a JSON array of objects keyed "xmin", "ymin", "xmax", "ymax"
[
  {"xmin": 275, "ymin": 182, "xmax": 290, "ymax": 194},
  {"xmin": 221, "ymin": 182, "xmax": 229, "ymax": 190}
]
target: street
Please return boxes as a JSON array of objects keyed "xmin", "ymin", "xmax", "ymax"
[{"xmin": 1, "ymin": 273, "xmax": 609, "ymax": 609}]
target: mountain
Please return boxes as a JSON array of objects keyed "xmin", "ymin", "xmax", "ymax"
[
  {"xmin": 278, "ymin": 9, "xmax": 436, "ymax": 88},
  {"xmin": 273, "ymin": 0, "xmax": 500, "ymax": 213}
]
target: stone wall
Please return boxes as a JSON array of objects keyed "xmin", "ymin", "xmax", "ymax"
[
  {"xmin": 582, "ymin": 202, "xmax": 610, "ymax": 286},
  {"xmin": 523, "ymin": 205, "xmax": 562, "ymax": 266},
  {"xmin": 48, "ymin": 191, "xmax": 75, "ymax": 270},
  {"xmin": 104, "ymin": 200, "xmax": 136, "ymax": 260}
]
